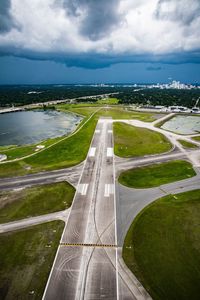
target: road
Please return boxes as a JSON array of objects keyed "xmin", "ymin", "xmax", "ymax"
[
  {"xmin": 0, "ymin": 210, "xmax": 69, "ymax": 234},
  {"xmin": 0, "ymin": 163, "xmax": 83, "ymax": 190}
]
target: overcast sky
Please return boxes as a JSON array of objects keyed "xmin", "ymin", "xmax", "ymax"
[{"xmin": 0, "ymin": 0, "xmax": 200, "ymax": 84}]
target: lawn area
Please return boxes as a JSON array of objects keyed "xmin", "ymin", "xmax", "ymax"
[
  {"xmin": 178, "ymin": 139, "xmax": 199, "ymax": 149},
  {"xmin": 118, "ymin": 160, "xmax": 196, "ymax": 188},
  {"xmin": 58, "ymin": 103, "xmax": 100, "ymax": 117},
  {"xmin": 97, "ymin": 97, "xmax": 119, "ymax": 104},
  {"xmin": 193, "ymin": 136, "xmax": 200, "ymax": 142},
  {"xmin": 114, "ymin": 122, "xmax": 172, "ymax": 158},
  {"xmin": 0, "ymin": 221, "xmax": 64, "ymax": 299},
  {"xmin": 97, "ymin": 107, "xmax": 156, "ymax": 121},
  {"xmin": 123, "ymin": 189, "xmax": 200, "ymax": 300},
  {"xmin": 0, "ymin": 144, "xmax": 37, "ymax": 160},
  {"xmin": 0, "ymin": 182, "xmax": 75, "ymax": 223}
]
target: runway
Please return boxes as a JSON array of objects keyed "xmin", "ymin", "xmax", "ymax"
[{"xmin": 42, "ymin": 118, "xmax": 146, "ymax": 299}]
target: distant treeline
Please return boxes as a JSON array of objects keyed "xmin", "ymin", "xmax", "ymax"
[
  {"xmin": 0, "ymin": 85, "xmax": 122, "ymax": 107},
  {"xmin": 116, "ymin": 89, "xmax": 200, "ymax": 108},
  {"xmin": 0, "ymin": 85, "xmax": 200, "ymax": 108}
]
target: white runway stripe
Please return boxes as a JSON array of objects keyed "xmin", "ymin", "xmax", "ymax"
[
  {"xmin": 104, "ymin": 184, "xmax": 114, "ymax": 197},
  {"xmin": 108, "ymin": 130, "xmax": 113, "ymax": 133},
  {"xmin": 88, "ymin": 147, "xmax": 96, "ymax": 157},
  {"xmin": 95, "ymin": 130, "xmax": 100, "ymax": 133},
  {"xmin": 78, "ymin": 184, "xmax": 89, "ymax": 195},
  {"xmin": 107, "ymin": 147, "xmax": 113, "ymax": 157}
]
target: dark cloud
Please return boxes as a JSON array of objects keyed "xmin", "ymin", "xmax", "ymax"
[
  {"xmin": 0, "ymin": 44, "xmax": 200, "ymax": 70},
  {"xmin": 0, "ymin": 0, "xmax": 16, "ymax": 34},
  {"xmin": 61, "ymin": 0, "xmax": 121, "ymax": 40},
  {"xmin": 155, "ymin": 0, "xmax": 200, "ymax": 25}
]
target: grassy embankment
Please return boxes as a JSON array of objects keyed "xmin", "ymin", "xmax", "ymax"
[
  {"xmin": 118, "ymin": 160, "xmax": 195, "ymax": 188},
  {"xmin": 123, "ymin": 189, "xmax": 200, "ymax": 300},
  {"xmin": 0, "ymin": 221, "xmax": 64, "ymax": 299},
  {"xmin": 0, "ymin": 107, "xmax": 157, "ymax": 178},
  {"xmin": 0, "ymin": 182, "xmax": 75, "ymax": 223},
  {"xmin": 114, "ymin": 122, "xmax": 172, "ymax": 158},
  {"xmin": 193, "ymin": 136, "xmax": 200, "ymax": 142},
  {"xmin": 178, "ymin": 139, "xmax": 199, "ymax": 149}
]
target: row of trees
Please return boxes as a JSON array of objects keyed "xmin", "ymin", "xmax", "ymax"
[{"xmin": 117, "ymin": 89, "xmax": 200, "ymax": 108}]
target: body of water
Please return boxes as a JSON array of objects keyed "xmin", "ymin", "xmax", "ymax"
[
  {"xmin": 0, "ymin": 110, "xmax": 82, "ymax": 146},
  {"xmin": 161, "ymin": 115, "xmax": 200, "ymax": 135}
]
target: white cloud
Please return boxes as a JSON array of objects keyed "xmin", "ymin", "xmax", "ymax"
[{"xmin": 0, "ymin": 0, "xmax": 199, "ymax": 60}]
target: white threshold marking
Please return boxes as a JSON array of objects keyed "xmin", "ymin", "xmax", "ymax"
[
  {"xmin": 107, "ymin": 147, "xmax": 113, "ymax": 157},
  {"xmin": 95, "ymin": 129, "xmax": 101, "ymax": 134},
  {"xmin": 78, "ymin": 184, "xmax": 89, "ymax": 196},
  {"xmin": 104, "ymin": 184, "xmax": 114, "ymax": 197},
  {"xmin": 108, "ymin": 130, "xmax": 113, "ymax": 133},
  {"xmin": 88, "ymin": 147, "xmax": 96, "ymax": 157}
]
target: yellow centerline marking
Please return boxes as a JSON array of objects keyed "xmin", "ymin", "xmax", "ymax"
[{"xmin": 60, "ymin": 243, "xmax": 118, "ymax": 248}]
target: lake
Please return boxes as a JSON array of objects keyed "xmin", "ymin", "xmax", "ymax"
[
  {"xmin": 161, "ymin": 115, "xmax": 200, "ymax": 135},
  {"xmin": 0, "ymin": 110, "xmax": 82, "ymax": 146}
]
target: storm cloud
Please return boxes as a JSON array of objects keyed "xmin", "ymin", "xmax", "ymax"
[
  {"xmin": 0, "ymin": 0, "xmax": 16, "ymax": 33},
  {"xmin": 155, "ymin": 0, "xmax": 200, "ymax": 25},
  {"xmin": 0, "ymin": 0, "xmax": 199, "ymax": 68},
  {"xmin": 61, "ymin": 0, "xmax": 121, "ymax": 40}
]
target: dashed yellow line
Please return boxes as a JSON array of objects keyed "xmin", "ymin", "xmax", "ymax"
[{"xmin": 60, "ymin": 243, "xmax": 117, "ymax": 248}]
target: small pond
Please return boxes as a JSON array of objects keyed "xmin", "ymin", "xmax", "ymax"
[
  {"xmin": 0, "ymin": 110, "xmax": 82, "ymax": 146},
  {"xmin": 161, "ymin": 115, "xmax": 200, "ymax": 135}
]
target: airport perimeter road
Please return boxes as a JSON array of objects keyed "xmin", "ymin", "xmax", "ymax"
[
  {"xmin": 0, "ymin": 163, "xmax": 83, "ymax": 190},
  {"xmin": 43, "ymin": 118, "xmax": 145, "ymax": 300}
]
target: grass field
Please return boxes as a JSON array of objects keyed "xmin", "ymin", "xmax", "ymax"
[
  {"xmin": 114, "ymin": 122, "xmax": 172, "ymax": 158},
  {"xmin": 97, "ymin": 97, "xmax": 119, "ymax": 104},
  {"xmin": 193, "ymin": 136, "xmax": 200, "ymax": 142},
  {"xmin": 118, "ymin": 160, "xmax": 196, "ymax": 188},
  {"xmin": 178, "ymin": 139, "xmax": 199, "ymax": 149},
  {"xmin": 123, "ymin": 189, "xmax": 200, "ymax": 300},
  {"xmin": 0, "ymin": 221, "xmax": 64, "ymax": 299},
  {"xmin": 0, "ymin": 182, "xmax": 75, "ymax": 223},
  {"xmin": 98, "ymin": 107, "xmax": 156, "ymax": 121}
]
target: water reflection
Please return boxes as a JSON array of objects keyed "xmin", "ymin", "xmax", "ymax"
[
  {"xmin": 0, "ymin": 110, "xmax": 82, "ymax": 146},
  {"xmin": 161, "ymin": 115, "xmax": 200, "ymax": 135}
]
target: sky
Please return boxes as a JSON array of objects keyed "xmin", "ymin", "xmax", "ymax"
[{"xmin": 0, "ymin": 0, "xmax": 200, "ymax": 84}]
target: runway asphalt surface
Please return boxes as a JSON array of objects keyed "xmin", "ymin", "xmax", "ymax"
[
  {"xmin": 0, "ymin": 163, "xmax": 83, "ymax": 190},
  {"xmin": 42, "ymin": 118, "xmax": 150, "ymax": 300}
]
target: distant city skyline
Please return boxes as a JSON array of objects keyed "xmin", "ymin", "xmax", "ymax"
[{"xmin": 0, "ymin": 0, "xmax": 200, "ymax": 84}]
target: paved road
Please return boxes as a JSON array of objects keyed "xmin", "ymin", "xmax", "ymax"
[
  {"xmin": 42, "ymin": 118, "xmax": 149, "ymax": 300},
  {"xmin": 0, "ymin": 210, "xmax": 69, "ymax": 233},
  {"xmin": 0, "ymin": 163, "xmax": 83, "ymax": 190}
]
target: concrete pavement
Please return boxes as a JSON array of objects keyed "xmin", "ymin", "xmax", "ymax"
[
  {"xmin": 0, "ymin": 210, "xmax": 70, "ymax": 234},
  {"xmin": 0, "ymin": 163, "xmax": 83, "ymax": 190}
]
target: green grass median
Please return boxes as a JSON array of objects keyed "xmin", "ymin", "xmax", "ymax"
[
  {"xmin": 118, "ymin": 160, "xmax": 195, "ymax": 188},
  {"xmin": 123, "ymin": 189, "xmax": 200, "ymax": 300},
  {"xmin": 0, "ymin": 182, "xmax": 75, "ymax": 223},
  {"xmin": 114, "ymin": 122, "xmax": 172, "ymax": 158},
  {"xmin": 178, "ymin": 139, "xmax": 198, "ymax": 149},
  {"xmin": 0, "ymin": 221, "xmax": 64, "ymax": 299}
]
